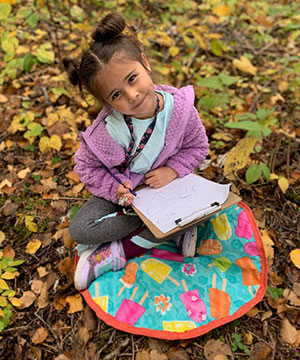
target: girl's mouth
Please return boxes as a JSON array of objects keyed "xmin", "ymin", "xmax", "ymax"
[{"xmin": 132, "ymin": 95, "xmax": 146, "ymax": 110}]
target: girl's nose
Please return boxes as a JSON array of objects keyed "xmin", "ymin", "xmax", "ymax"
[{"xmin": 126, "ymin": 89, "xmax": 139, "ymax": 103}]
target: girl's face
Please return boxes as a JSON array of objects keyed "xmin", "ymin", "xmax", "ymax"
[{"xmin": 96, "ymin": 53, "xmax": 157, "ymax": 119}]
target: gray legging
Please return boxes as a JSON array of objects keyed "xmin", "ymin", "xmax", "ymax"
[{"xmin": 69, "ymin": 196, "xmax": 162, "ymax": 246}]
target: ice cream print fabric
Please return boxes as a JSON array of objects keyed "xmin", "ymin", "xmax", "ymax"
[{"xmin": 79, "ymin": 203, "xmax": 267, "ymax": 339}]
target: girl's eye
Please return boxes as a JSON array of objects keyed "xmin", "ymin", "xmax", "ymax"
[
  {"xmin": 128, "ymin": 75, "xmax": 136, "ymax": 83},
  {"xmin": 112, "ymin": 91, "xmax": 120, "ymax": 100}
]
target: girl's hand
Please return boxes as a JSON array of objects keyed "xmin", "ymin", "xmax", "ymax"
[
  {"xmin": 145, "ymin": 166, "xmax": 178, "ymax": 188},
  {"xmin": 116, "ymin": 181, "xmax": 134, "ymax": 206}
]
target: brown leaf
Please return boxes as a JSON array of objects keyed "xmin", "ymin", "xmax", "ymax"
[
  {"xmin": 82, "ymin": 306, "xmax": 97, "ymax": 331},
  {"xmin": 149, "ymin": 349, "xmax": 168, "ymax": 360},
  {"xmin": 63, "ymin": 229, "xmax": 75, "ymax": 250},
  {"xmin": 77, "ymin": 326, "xmax": 90, "ymax": 346},
  {"xmin": 65, "ymin": 170, "xmax": 80, "ymax": 183},
  {"xmin": 31, "ymin": 280, "xmax": 44, "ymax": 294},
  {"xmin": 32, "ymin": 327, "xmax": 48, "ymax": 344},
  {"xmin": 283, "ymin": 289, "xmax": 300, "ymax": 307},
  {"xmin": 167, "ymin": 347, "xmax": 190, "ymax": 360},
  {"xmin": 246, "ymin": 306, "xmax": 259, "ymax": 318},
  {"xmin": 261, "ymin": 310, "xmax": 273, "ymax": 322},
  {"xmin": 57, "ymin": 257, "xmax": 74, "ymax": 280},
  {"xmin": 19, "ymin": 291, "xmax": 37, "ymax": 309},
  {"xmin": 213, "ymin": 356, "xmax": 228, "ymax": 360},
  {"xmin": 66, "ymin": 294, "xmax": 83, "ymax": 314},
  {"xmin": 280, "ymin": 318, "xmax": 298, "ymax": 345},
  {"xmin": 37, "ymin": 282, "xmax": 49, "ymax": 309},
  {"xmin": 1, "ymin": 200, "xmax": 19, "ymax": 216},
  {"xmin": 37, "ymin": 266, "xmax": 49, "ymax": 278},
  {"xmin": 3, "ymin": 245, "xmax": 15, "ymax": 259},
  {"xmin": 204, "ymin": 339, "xmax": 232, "ymax": 360},
  {"xmin": 54, "ymin": 294, "xmax": 67, "ymax": 311},
  {"xmin": 249, "ymin": 342, "xmax": 272, "ymax": 360},
  {"xmin": 136, "ymin": 349, "xmax": 150, "ymax": 360},
  {"xmin": 54, "ymin": 355, "xmax": 71, "ymax": 360}
]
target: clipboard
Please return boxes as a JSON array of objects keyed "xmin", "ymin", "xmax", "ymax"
[{"xmin": 131, "ymin": 189, "xmax": 241, "ymax": 241}]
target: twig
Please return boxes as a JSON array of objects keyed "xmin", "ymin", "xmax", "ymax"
[
  {"xmin": 103, "ymin": 337, "xmax": 130, "ymax": 360},
  {"xmin": 270, "ymin": 134, "xmax": 282, "ymax": 173},
  {"xmin": 98, "ymin": 329, "xmax": 115, "ymax": 358},
  {"xmin": 35, "ymin": 311, "xmax": 62, "ymax": 351},
  {"xmin": 131, "ymin": 335, "xmax": 135, "ymax": 360},
  {"xmin": 286, "ymin": 137, "xmax": 291, "ymax": 179},
  {"xmin": 249, "ymin": 80, "xmax": 272, "ymax": 113}
]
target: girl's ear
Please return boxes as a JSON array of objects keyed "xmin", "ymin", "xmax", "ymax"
[{"xmin": 141, "ymin": 53, "xmax": 151, "ymax": 72}]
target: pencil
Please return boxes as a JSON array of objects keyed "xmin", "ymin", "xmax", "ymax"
[{"xmin": 101, "ymin": 163, "xmax": 139, "ymax": 198}]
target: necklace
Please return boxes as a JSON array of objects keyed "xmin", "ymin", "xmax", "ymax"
[{"xmin": 118, "ymin": 93, "xmax": 160, "ymax": 173}]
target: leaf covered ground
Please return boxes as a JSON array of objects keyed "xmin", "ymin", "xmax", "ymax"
[{"xmin": 0, "ymin": 0, "xmax": 300, "ymax": 359}]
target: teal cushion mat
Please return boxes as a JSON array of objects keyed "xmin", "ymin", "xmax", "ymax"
[{"xmin": 79, "ymin": 203, "xmax": 267, "ymax": 339}]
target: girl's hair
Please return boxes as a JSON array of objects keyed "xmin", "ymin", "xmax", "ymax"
[{"xmin": 63, "ymin": 12, "xmax": 145, "ymax": 102}]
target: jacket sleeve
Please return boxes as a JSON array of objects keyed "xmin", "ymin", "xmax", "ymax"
[
  {"xmin": 165, "ymin": 107, "xmax": 209, "ymax": 177},
  {"xmin": 74, "ymin": 141, "xmax": 130, "ymax": 203}
]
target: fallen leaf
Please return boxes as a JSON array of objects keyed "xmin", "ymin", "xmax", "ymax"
[
  {"xmin": 280, "ymin": 318, "xmax": 298, "ymax": 345},
  {"xmin": 65, "ymin": 170, "xmax": 79, "ymax": 182},
  {"xmin": 244, "ymin": 332, "xmax": 253, "ymax": 345},
  {"xmin": 213, "ymin": 356, "xmax": 228, "ymax": 360},
  {"xmin": 3, "ymin": 245, "xmax": 15, "ymax": 259},
  {"xmin": 224, "ymin": 137, "xmax": 257, "ymax": 180},
  {"xmin": 37, "ymin": 282, "xmax": 49, "ymax": 309},
  {"xmin": 77, "ymin": 326, "xmax": 90, "ymax": 346},
  {"xmin": 32, "ymin": 327, "xmax": 48, "ymax": 344},
  {"xmin": 149, "ymin": 349, "xmax": 168, "ymax": 360},
  {"xmin": 261, "ymin": 310, "xmax": 273, "ymax": 322},
  {"xmin": 25, "ymin": 216, "xmax": 38, "ymax": 232},
  {"xmin": 17, "ymin": 167, "xmax": 31, "ymax": 179},
  {"xmin": 53, "ymin": 294, "xmax": 67, "ymax": 311},
  {"xmin": 283, "ymin": 289, "xmax": 300, "ymax": 307},
  {"xmin": 204, "ymin": 339, "xmax": 232, "ymax": 360},
  {"xmin": 31, "ymin": 280, "xmax": 44, "ymax": 294},
  {"xmin": 213, "ymin": 4, "xmax": 231, "ymax": 17},
  {"xmin": 246, "ymin": 307, "xmax": 259, "ymax": 318},
  {"xmin": 26, "ymin": 239, "xmax": 42, "ymax": 254},
  {"xmin": 233, "ymin": 56, "xmax": 257, "ymax": 75},
  {"xmin": 0, "ymin": 231, "xmax": 5, "ymax": 245},
  {"xmin": 1, "ymin": 271, "xmax": 19, "ymax": 279},
  {"xmin": 278, "ymin": 176, "xmax": 289, "ymax": 193},
  {"xmin": 37, "ymin": 266, "xmax": 49, "ymax": 278},
  {"xmin": 167, "ymin": 347, "xmax": 190, "ymax": 360},
  {"xmin": 290, "ymin": 249, "xmax": 300, "ymax": 269},
  {"xmin": 10, "ymin": 297, "xmax": 23, "ymax": 307},
  {"xmin": 136, "ymin": 349, "xmax": 150, "ymax": 360},
  {"xmin": 249, "ymin": 342, "xmax": 272, "ymax": 360},
  {"xmin": 57, "ymin": 257, "xmax": 74, "ymax": 280},
  {"xmin": 19, "ymin": 291, "xmax": 37, "ymax": 309},
  {"xmin": 261, "ymin": 230, "xmax": 274, "ymax": 262},
  {"xmin": 66, "ymin": 294, "xmax": 83, "ymax": 314}
]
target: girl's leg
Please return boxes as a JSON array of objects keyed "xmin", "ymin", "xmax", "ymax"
[{"xmin": 69, "ymin": 196, "xmax": 146, "ymax": 245}]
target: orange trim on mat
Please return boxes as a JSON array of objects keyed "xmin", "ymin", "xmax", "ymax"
[{"xmin": 78, "ymin": 202, "xmax": 268, "ymax": 340}]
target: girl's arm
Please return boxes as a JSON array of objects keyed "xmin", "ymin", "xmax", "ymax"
[
  {"xmin": 74, "ymin": 141, "xmax": 130, "ymax": 203},
  {"xmin": 163, "ymin": 107, "xmax": 209, "ymax": 177}
]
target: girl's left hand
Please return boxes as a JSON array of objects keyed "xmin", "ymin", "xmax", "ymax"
[{"xmin": 145, "ymin": 166, "xmax": 178, "ymax": 188}]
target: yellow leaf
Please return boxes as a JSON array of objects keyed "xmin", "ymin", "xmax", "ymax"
[
  {"xmin": 0, "ymin": 0, "xmax": 16, "ymax": 4},
  {"xmin": 0, "ymin": 94, "xmax": 8, "ymax": 103},
  {"xmin": 17, "ymin": 167, "xmax": 31, "ymax": 179},
  {"xmin": 278, "ymin": 176, "xmax": 289, "ymax": 193},
  {"xmin": 290, "ymin": 249, "xmax": 300, "ymax": 269},
  {"xmin": 26, "ymin": 239, "xmax": 42, "ymax": 254},
  {"xmin": 0, "ymin": 231, "xmax": 5, "ymax": 245},
  {"xmin": 233, "ymin": 56, "xmax": 257, "ymax": 76},
  {"xmin": 224, "ymin": 137, "xmax": 257, "ymax": 180},
  {"xmin": 1, "ymin": 271, "xmax": 19, "ymax": 279},
  {"xmin": 169, "ymin": 46, "xmax": 179, "ymax": 57},
  {"xmin": 0, "ymin": 297, "xmax": 8, "ymax": 307},
  {"xmin": 261, "ymin": 229, "xmax": 274, "ymax": 261},
  {"xmin": 25, "ymin": 216, "xmax": 38, "ymax": 232},
  {"xmin": 39, "ymin": 136, "xmax": 50, "ymax": 153},
  {"xmin": 0, "ymin": 279, "xmax": 9, "ymax": 290},
  {"xmin": 0, "ymin": 309, "xmax": 3, "ymax": 317},
  {"xmin": 66, "ymin": 294, "xmax": 83, "ymax": 314},
  {"xmin": 39, "ymin": 135, "xmax": 62, "ymax": 153},
  {"xmin": 9, "ymin": 297, "xmax": 23, "ymax": 307},
  {"xmin": 270, "ymin": 173, "xmax": 279, "ymax": 180},
  {"xmin": 213, "ymin": 4, "xmax": 231, "ymax": 17}
]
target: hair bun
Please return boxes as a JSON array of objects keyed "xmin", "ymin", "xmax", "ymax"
[
  {"xmin": 92, "ymin": 12, "xmax": 126, "ymax": 43},
  {"xmin": 63, "ymin": 57, "xmax": 80, "ymax": 86}
]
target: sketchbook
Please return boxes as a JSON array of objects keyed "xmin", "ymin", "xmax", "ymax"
[{"xmin": 132, "ymin": 174, "xmax": 241, "ymax": 239}]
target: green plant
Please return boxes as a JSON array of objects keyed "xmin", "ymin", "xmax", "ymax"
[
  {"xmin": 246, "ymin": 162, "xmax": 270, "ymax": 184},
  {"xmin": 267, "ymin": 286, "xmax": 283, "ymax": 300},
  {"xmin": 231, "ymin": 332, "xmax": 250, "ymax": 355},
  {"xmin": 0, "ymin": 257, "xmax": 24, "ymax": 332}
]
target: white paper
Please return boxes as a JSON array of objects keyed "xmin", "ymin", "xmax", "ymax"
[{"xmin": 133, "ymin": 174, "xmax": 230, "ymax": 233}]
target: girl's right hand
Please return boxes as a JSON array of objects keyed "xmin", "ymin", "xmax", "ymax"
[{"xmin": 116, "ymin": 181, "xmax": 134, "ymax": 206}]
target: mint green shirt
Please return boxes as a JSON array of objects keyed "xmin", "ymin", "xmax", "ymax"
[{"xmin": 105, "ymin": 91, "xmax": 174, "ymax": 174}]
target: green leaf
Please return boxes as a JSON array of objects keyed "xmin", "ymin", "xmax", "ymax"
[
  {"xmin": 24, "ymin": 123, "xmax": 44, "ymax": 139},
  {"xmin": 236, "ymin": 113, "xmax": 257, "ymax": 121},
  {"xmin": 26, "ymin": 12, "xmax": 39, "ymax": 29},
  {"xmin": 267, "ymin": 286, "xmax": 283, "ymax": 300},
  {"xmin": 256, "ymin": 108, "xmax": 274, "ymax": 120},
  {"xmin": 246, "ymin": 165, "xmax": 262, "ymax": 184},
  {"xmin": 198, "ymin": 94, "xmax": 219, "ymax": 110},
  {"xmin": 210, "ymin": 39, "xmax": 223, "ymax": 56},
  {"xmin": 69, "ymin": 205, "xmax": 81, "ymax": 220},
  {"xmin": 225, "ymin": 120, "xmax": 261, "ymax": 132},
  {"xmin": 0, "ymin": 4, "xmax": 12, "ymax": 21},
  {"xmin": 219, "ymin": 73, "xmax": 239, "ymax": 86},
  {"xmin": 261, "ymin": 163, "xmax": 270, "ymax": 182},
  {"xmin": 196, "ymin": 76, "xmax": 223, "ymax": 90},
  {"xmin": 36, "ymin": 43, "xmax": 55, "ymax": 64},
  {"xmin": 0, "ymin": 305, "xmax": 12, "ymax": 333},
  {"xmin": 23, "ymin": 53, "xmax": 37, "ymax": 72}
]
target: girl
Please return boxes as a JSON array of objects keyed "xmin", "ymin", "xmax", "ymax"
[{"xmin": 65, "ymin": 12, "xmax": 209, "ymax": 290}]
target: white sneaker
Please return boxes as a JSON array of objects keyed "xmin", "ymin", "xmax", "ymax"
[{"xmin": 177, "ymin": 226, "xmax": 198, "ymax": 257}]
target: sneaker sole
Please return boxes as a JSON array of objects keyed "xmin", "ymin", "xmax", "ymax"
[
  {"xmin": 74, "ymin": 244, "xmax": 100, "ymax": 290},
  {"xmin": 186, "ymin": 226, "xmax": 197, "ymax": 257}
]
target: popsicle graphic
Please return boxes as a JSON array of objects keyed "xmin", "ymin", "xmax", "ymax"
[
  {"xmin": 115, "ymin": 286, "xmax": 148, "ymax": 325},
  {"xmin": 235, "ymin": 210, "xmax": 253, "ymax": 239},
  {"xmin": 244, "ymin": 242, "xmax": 259, "ymax": 256},
  {"xmin": 163, "ymin": 321, "xmax": 196, "ymax": 332},
  {"xmin": 198, "ymin": 239, "xmax": 223, "ymax": 256},
  {"xmin": 235, "ymin": 256, "xmax": 260, "ymax": 297},
  {"xmin": 211, "ymin": 213, "xmax": 232, "ymax": 241},
  {"xmin": 209, "ymin": 273, "xmax": 231, "ymax": 318},
  {"xmin": 93, "ymin": 282, "xmax": 108, "ymax": 312},
  {"xmin": 208, "ymin": 256, "xmax": 232, "ymax": 272},
  {"xmin": 118, "ymin": 262, "xmax": 139, "ymax": 296},
  {"xmin": 179, "ymin": 279, "xmax": 207, "ymax": 322},
  {"xmin": 141, "ymin": 258, "xmax": 180, "ymax": 286}
]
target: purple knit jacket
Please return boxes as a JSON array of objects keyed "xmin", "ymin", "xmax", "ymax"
[{"xmin": 74, "ymin": 85, "xmax": 209, "ymax": 203}]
